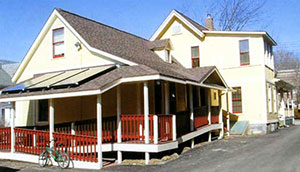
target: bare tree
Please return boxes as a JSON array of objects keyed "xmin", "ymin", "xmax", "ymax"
[
  {"xmin": 180, "ymin": 0, "xmax": 268, "ymax": 31},
  {"xmin": 216, "ymin": 0, "xmax": 266, "ymax": 31},
  {"xmin": 275, "ymin": 50, "xmax": 300, "ymax": 70},
  {"xmin": 275, "ymin": 50, "xmax": 300, "ymax": 104}
]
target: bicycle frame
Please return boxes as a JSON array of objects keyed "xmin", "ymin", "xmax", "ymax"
[{"xmin": 45, "ymin": 147, "xmax": 60, "ymax": 162}]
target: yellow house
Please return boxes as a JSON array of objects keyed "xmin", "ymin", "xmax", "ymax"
[
  {"xmin": 150, "ymin": 10, "xmax": 278, "ymax": 134},
  {"xmin": 0, "ymin": 9, "xmax": 229, "ymax": 169}
]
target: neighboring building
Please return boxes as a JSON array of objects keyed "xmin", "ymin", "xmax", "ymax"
[
  {"xmin": 276, "ymin": 69, "xmax": 299, "ymax": 103},
  {"xmin": 275, "ymin": 79, "xmax": 295, "ymax": 125},
  {"xmin": 276, "ymin": 69, "xmax": 298, "ymax": 120},
  {"xmin": 150, "ymin": 10, "xmax": 278, "ymax": 134},
  {"xmin": 0, "ymin": 9, "xmax": 229, "ymax": 169},
  {"xmin": 0, "ymin": 62, "xmax": 19, "ymax": 127}
]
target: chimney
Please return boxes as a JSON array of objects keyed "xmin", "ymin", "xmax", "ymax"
[{"xmin": 205, "ymin": 14, "xmax": 214, "ymax": 31}]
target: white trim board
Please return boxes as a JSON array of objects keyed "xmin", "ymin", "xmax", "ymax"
[
  {"xmin": 0, "ymin": 72, "xmax": 229, "ymax": 102},
  {"xmin": 177, "ymin": 124, "xmax": 222, "ymax": 144},
  {"xmin": 150, "ymin": 10, "xmax": 205, "ymax": 41},
  {"xmin": 113, "ymin": 141, "xmax": 178, "ymax": 153},
  {"xmin": 203, "ymin": 30, "xmax": 277, "ymax": 45},
  {"xmin": 0, "ymin": 152, "xmax": 101, "ymax": 170}
]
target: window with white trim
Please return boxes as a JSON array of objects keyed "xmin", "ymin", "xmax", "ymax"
[
  {"xmin": 191, "ymin": 46, "xmax": 199, "ymax": 68},
  {"xmin": 232, "ymin": 87, "xmax": 242, "ymax": 113},
  {"xmin": 239, "ymin": 40, "xmax": 249, "ymax": 66},
  {"xmin": 53, "ymin": 28, "xmax": 65, "ymax": 58}
]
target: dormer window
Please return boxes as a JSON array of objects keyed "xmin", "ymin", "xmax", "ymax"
[
  {"xmin": 53, "ymin": 28, "xmax": 64, "ymax": 58},
  {"xmin": 239, "ymin": 40, "xmax": 249, "ymax": 66},
  {"xmin": 191, "ymin": 46, "xmax": 199, "ymax": 68}
]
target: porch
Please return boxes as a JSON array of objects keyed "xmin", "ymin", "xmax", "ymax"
[
  {"xmin": 0, "ymin": 65, "xmax": 229, "ymax": 169},
  {"xmin": 276, "ymin": 79, "xmax": 295, "ymax": 126},
  {"xmin": 0, "ymin": 83, "xmax": 224, "ymax": 169}
]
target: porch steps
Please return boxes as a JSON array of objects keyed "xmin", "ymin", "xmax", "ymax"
[{"xmin": 230, "ymin": 121, "xmax": 248, "ymax": 135}]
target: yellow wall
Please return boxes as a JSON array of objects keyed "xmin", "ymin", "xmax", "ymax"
[
  {"xmin": 17, "ymin": 16, "xmax": 114, "ymax": 83},
  {"xmin": 265, "ymin": 66, "xmax": 274, "ymax": 81},
  {"xmin": 160, "ymin": 19, "xmax": 203, "ymax": 68},
  {"xmin": 15, "ymin": 81, "xmax": 158, "ymax": 126},
  {"xmin": 176, "ymin": 83, "xmax": 187, "ymax": 112},
  {"xmin": 15, "ymin": 16, "xmax": 117, "ymax": 126},
  {"xmin": 158, "ymin": 19, "xmax": 274, "ymax": 125},
  {"xmin": 210, "ymin": 89, "xmax": 219, "ymax": 106}
]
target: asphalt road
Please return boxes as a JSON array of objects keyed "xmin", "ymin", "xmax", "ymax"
[{"xmin": 1, "ymin": 125, "xmax": 300, "ymax": 172}]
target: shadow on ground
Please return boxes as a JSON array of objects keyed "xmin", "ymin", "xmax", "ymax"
[{"xmin": 0, "ymin": 166, "xmax": 19, "ymax": 172}]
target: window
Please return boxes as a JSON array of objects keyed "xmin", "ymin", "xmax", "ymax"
[
  {"xmin": 172, "ymin": 23, "xmax": 182, "ymax": 35},
  {"xmin": 53, "ymin": 28, "xmax": 64, "ymax": 58},
  {"xmin": 166, "ymin": 50, "xmax": 170, "ymax": 62},
  {"xmin": 38, "ymin": 100, "xmax": 48, "ymax": 122},
  {"xmin": 232, "ymin": 87, "xmax": 242, "ymax": 113},
  {"xmin": 239, "ymin": 40, "xmax": 249, "ymax": 65},
  {"xmin": 191, "ymin": 46, "xmax": 199, "ymax": 68}
]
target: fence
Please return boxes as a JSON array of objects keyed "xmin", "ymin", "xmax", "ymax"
[
  {"xmin": 53, "ymin": 132, "xmax": 98, "ymax": 162},
  {"xmin": 0, "ymin": 127, "xmax": 11, "ymax": 151},
  {"xmin": 14, "ymin": 128, "xmax": 49, "ymax": 155}
]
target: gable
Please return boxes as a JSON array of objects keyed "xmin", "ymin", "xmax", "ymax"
[
  {"xmin": 150, "ymin": 10, "xmax": 205, "ymax": 41},
  {"xmin": 15, "ymin": 13, "xmax": 115, "ymax": 83},
  {"xmin": 203, "ymin": 71, "xmax": 226, "ymax": 87},
  {"xmin": 159, "ymin": 19, "xmax": 203, "ymax": 68}
]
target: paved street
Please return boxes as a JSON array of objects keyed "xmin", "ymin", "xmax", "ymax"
[{"xmin": 1, "ymin": 125, "xmax": 300, "ymax": 172}]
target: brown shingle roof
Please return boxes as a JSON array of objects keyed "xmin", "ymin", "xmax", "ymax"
[
  {"xmin": 0, "ymin": 65, "xmax": 159, "ymax": 98},
  {"xmin": 174, "ymin": 10, "xmax": 208, "ymax": 32},
  {"xmin": 186, "ymin": 66, "xmax": 215, "ymax": 82},
  {"xmin": 147, "ymin": 39, "xmax": 170, "ymax": 50},
  {"xmin": 0, "ymin": 9, "xmax": 226, "ymax": 99},
  {"xmin": 56, "ymin": 8, "xmax": 189, "ymax": 81}
]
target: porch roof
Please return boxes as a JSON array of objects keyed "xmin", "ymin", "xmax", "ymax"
[
  {"xmin": 0, "ymin": 64, "xmax": 226, "ymax": 102},
  {"xmin": 276, "ymin": 79, "xmax": 294, "ymax": 92}
]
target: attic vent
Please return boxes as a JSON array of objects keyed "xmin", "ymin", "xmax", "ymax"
[{"xmin": 172, "ymin": 23, "xmax": 182, "ymax": 34}]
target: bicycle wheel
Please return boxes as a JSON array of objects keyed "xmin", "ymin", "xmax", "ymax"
[
  {"xmin": 38, "ymin": 151, "xmax": 48, "ymax": 167},
  {"xmin": 57, "ymin": 152, "xmax": 70, "ymax": 169}
]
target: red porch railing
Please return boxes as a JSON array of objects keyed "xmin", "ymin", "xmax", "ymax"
[
  {"xmin": 0, "ymin": 127, "xmax": 11, "ymax": 151},
  {"xmin": 157, "ymin": 115, "xmax": 173, "ymax": 141},
  {"xmin": 14, "ymin": 128, "xmax": 49, "ymax": 155},
  {"xmin": 53, "ymin": 132, "xmax": 98, "ymax": 163},
  {"xmin": 211, "ymin": 106, "xmax": 220, "ymax": 124},
  {"xmin": 75, "ymin": 117, "xmax": 117, "ymax": 142},
  {"xmin": 121, "ymin": 114, "xmax": 154, "ymax": 142},
  {"xmin": 194, "ymin": 106, "xmax": 209, "ymax": 128}
]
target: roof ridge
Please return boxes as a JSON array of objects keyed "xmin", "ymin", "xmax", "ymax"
[
  {"xmin": 55, "ymin": 8, "xmax": 150, "ymax": 42},
  {"xmin": 173, "ymin": 9, "xmax": 208, "ymax": 30}
]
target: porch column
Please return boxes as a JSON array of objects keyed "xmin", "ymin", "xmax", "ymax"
[
  {"xmin": 10, "ymin": 102, "xmax": 15, "ymax": 153},
  {"xmin": 117, "ymin": 85, "xmax": 122, "ymax": 164},
  {"xmin": 291, "ymin": 91, "xmax": 295, "ymax": 124},
  {"xmin": 226, "ymin": 92, "xmax": 230, "ymax": 136},
  {"xmin": 164, "ymin": 82, "xmax": 170, "ymax": 114},
  {"xmin": 144, "ymin": 82, "xmax": 150, "ymax": 165},
  {"xmin": 208, "ymin": 89, "xmax": 212, "ymax": 142},
  {"xmin": 33, "ymin": 101, "xmax": 36, "ymax": 147},
  {"xmin": 153, "ymin": 115, "xmax": 158, "ymax": 144},
  {"xmin": 172, "ymin": 115, "xmax": 176, "ymax": 141},
  {"xmin": 97, "ymin": 95, "xmax": 103, "ymax": 168},
  {"xmin": 189, "ymin": 85, "xmax": 194, "ymax": 148},
  {"xmin": 49, "ymin": 99, "xmax": 54, "ymax": 148},
  {"xmin": 218, "ymin": 91, "xmax": 224, "ymax": 140},
  {"xmin": 287, "ymin": 92, "xmax": 290, "ymax": 118},
  {"xmin": 137, "ymin": 83, "xmax": 143, "ymax": 138}
]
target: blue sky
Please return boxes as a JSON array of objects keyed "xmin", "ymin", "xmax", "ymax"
[{"xmin": 0, "ymin": 0, "xmax": 299, "ymax": 62}]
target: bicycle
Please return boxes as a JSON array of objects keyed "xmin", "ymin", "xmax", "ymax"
[{"xmin": 38, "ymin": 139, "xmax": 70, "ymax": 169}]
